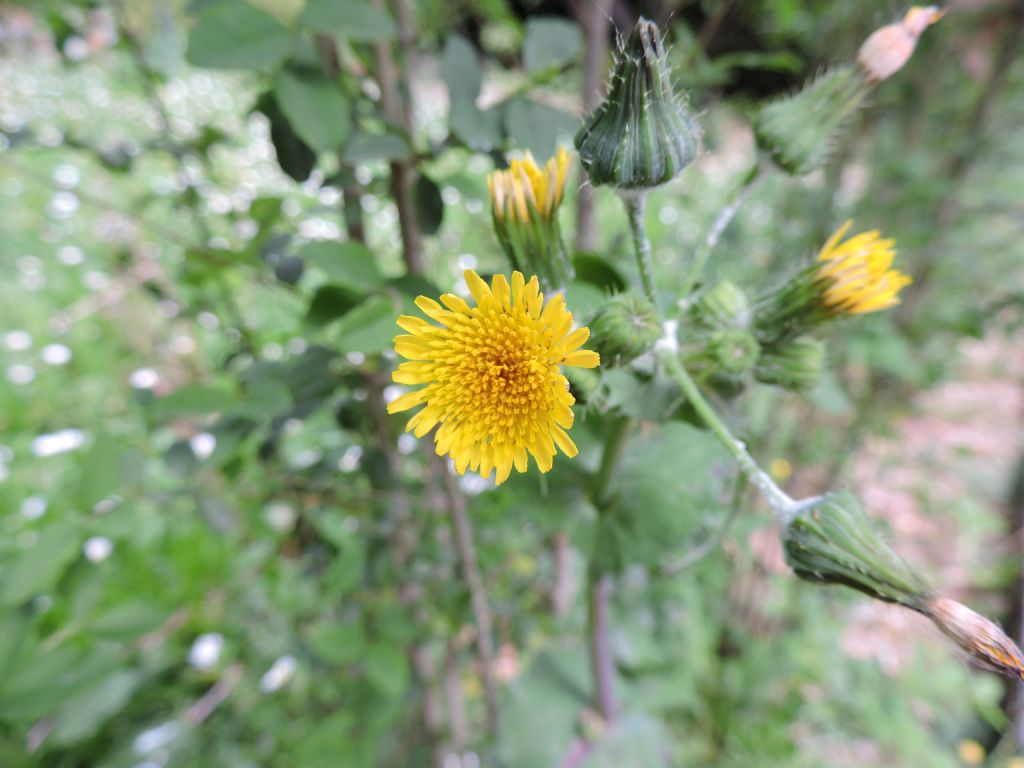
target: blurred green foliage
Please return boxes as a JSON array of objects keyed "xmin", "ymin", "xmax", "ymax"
[{"xmin": 1, "ymin": 0, "xmax": 1023, "ymax": 766}]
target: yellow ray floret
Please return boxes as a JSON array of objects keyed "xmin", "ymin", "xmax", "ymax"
[
  {"xmin": 815, "ymin": 220, "xmax": 912, "ymax": 315},
  {"xmin": 388, "ymin": 269, "xmax": 600, "ymax": 485},
  {"xmin": 487, "ymin": 148, "xmax": 572, "ymax": 224}
]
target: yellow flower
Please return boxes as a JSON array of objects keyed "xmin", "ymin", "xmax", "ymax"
[
  {"xmin": 487, "ymin": 148, "xmax": 572, "ymax": 224},
  {"xmin": 388, "ymin": 269, "xmax": 600, "ymax": 484},
  {"xmin": 815, "ymin": 220, "xmax": 912, "ymax": 315}
]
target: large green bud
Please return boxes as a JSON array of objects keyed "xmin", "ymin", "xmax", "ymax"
[
  {"xmin": 753, "ymin": 66, "xmax": 869, "ymax": 176},
  {"xmin": 691, "ymin": 280, "xmax": 752, "ymax": 331},
  {"xmin": 708, "ymin": 328, "xmax": 760, "ymax": 376},
  {"xmin": 588, "ymin": 292, "xmax": 661, "ymax": 366},
  {"xmin": 574, "ymin": 18, "xmax": 698, "ymax": 190},
  {"xmin": 782, "ymin": 492, "xmax": 931, "ymax": 611}
]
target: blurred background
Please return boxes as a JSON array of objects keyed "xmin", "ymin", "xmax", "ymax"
[{"xmin": 2, "ymin": 0, "xmax": 1024, "ymax": 766}]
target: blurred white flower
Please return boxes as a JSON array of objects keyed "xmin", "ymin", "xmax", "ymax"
[
  {"xmin": 259, "ymin": 655, "xmax": 297, "ymax": 693},
  {"xmin": 190, "ymin": 433, "xmax": 216, "ymax": 460},
  {"xmin": 129, "ymin": 368, "xmax": 160, "ymax": 389},
  {"xmin": 41, "ymin": 344, "xmax": 72, "ymax": 366},
  {"xmin": 133, "ymin": 721, "xmax": 182, "ymax": 755},
  {"xmin": 31, "ymin": 428, "xmax": 85, "ymax": 457},
  {"xmin": 188, "ymin": 633, "xmax": 224, "ymax": 671},
  {"xmin": 3, "ymin": 330, "xmax": 32, "ymax": 351},
  {"xmin": 20, "ymin": 496, "xmax": 47, "ymax": 520},
  {"xmin": 83, "ymin": 536, "xmax": 114, "ymax": 563}
]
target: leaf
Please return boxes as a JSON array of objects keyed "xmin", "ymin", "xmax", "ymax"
[
  {"xmin": 449, "ymin": 99, "xmax": 503, "ymax": 150},
  {"xmin": 75, "ymin": 431, "xmax": 142, "ymax": 510},
  {"xmin": 341, "ymin": 133, "xmax": 412, "ymax": 163},
  {"xmin": 295, "ymin": 712, "xmax": 358, "ymax": 768},
  {"xmin": 299, "ymin": 241, "xmax": 384, "ymax": 291},
  {"xmin": 186, "ymin": 1, "xmax": 291, "ymax": 71},
  {"xmin": 0, "ymin": 525, "xmax": 82, "ymax": 605},
  {"xmin": 596, "ymin": 423, "xmax": 730, "ymax": 570},
  {"xmin": 0, "ymin": 608, "xmax": 31, "ymax": 688},
  {"xmin": 0, "ymin": 645, "xmax": 121, "ymax": 721},
  {"xmin": 413, "ymin": 175, "xmax": 444, "ymax": 235},
  {"xmin": 90, "ymin": 602, "xmax": 168, "ymax": 639},
  {"xmin": 49, "ymin": 670, "xmax": 140, "ymax": 746},
  {"xmin": 580, "ymin": 714, "xmax": 672, "ymax": 767},
  {"xmin": 309, "ymin": 623, "xmax": 364, "ymax": 665},
  {"xmin": 523, "ymin": 17, "xmax": 582, "ymax": 74},
  {"xmin": 300, "ymin": 0, "xmax": 396, "ymax": 41},
  {"xmin": 363, "ymin": 644, "xmax": 408, "ymax": 697},
  {"xmin": 152, "ymin": 383, "xmax": 236, "ymax": 418},
  {"xmin": 254, "ymin": 91, "xmax": 317, "ymax": 182},
  {"xmin": 496, "ymin": 646, "xmax": 591, "ymax": 767},
  {"xmin": 274, "ymin": 68, "xmax": 351, "ymax": 153},
  {"xmin": 335, "ymin": 295, "xmax": 400, "ymax": 354},
  {"xmin": 503, "ymin": 98, "xmax": 578, "ymax": 158},
  {"xmin": 573, "ymin": 253, "xmax": 627, "ymax": 292},
  {"xmin": 306, "ymin": 284, "xmax": 365, "ymax": 326},
  {"xmin": 442, "ymin": 35, "xmax": 481, "ymax": 103}
]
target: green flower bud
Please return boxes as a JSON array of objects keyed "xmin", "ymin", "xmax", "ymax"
[
  {"xmin": 588, "ymin": 293, "xmax": 662, "ymax": 365},
  {"xmin": 692, "ymin": 280, "xmax": 752, "ymax": 331},
  {"xmin": 782, "ymin": 492, "xmax": 931, "ymax": 611},
  {"xmin": 754, "ymin": 336, "xmax": 825, "ymax": 392},
  {"xmin": 753, "ymin": 66, "xmax": 869, "ymax": 176},
  {"xmin": 708, "ymin": 328, "xmax": 760, "ymax": 376},
  {"xmin": 574, "ymin": 18, "xmax": 698, "ymax": 190}
]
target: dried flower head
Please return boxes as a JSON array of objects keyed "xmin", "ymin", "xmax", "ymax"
[
  {"xmin": 388, "ymin": 270, "xmax": 599, "ymax": 484},
  {"xmin": 816, "ymin": 220, "xmax": 912, "ymax": 316},
  {"xmin": 927, "ymin": 596, "xmax": 1024, "ymax": 680},
  {"xmin": 858, "ymin": 6, "xmax": 943, "ymax": 83}
]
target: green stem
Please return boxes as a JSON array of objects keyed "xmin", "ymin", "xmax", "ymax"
[
  {"xmin": 623, "ymin": 191, "xmax": 657, "ymax": 307},
  {"xmin": 591, "ymin": 415, "xmax": 632, "ymax": 505},
  {"xmin": 678, "ymin": 164, "xmax": 766, "ymax": 301},
  {"xmin": 659, "ymin": 350, "xmax": 795, "ymax": 519}
]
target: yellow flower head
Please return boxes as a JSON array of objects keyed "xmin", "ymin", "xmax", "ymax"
[
  {"xmin": 815, "ymin": 221, "xmax": 912, "ymax": 315},
  {"xmin": 487, "ymin": 148, "xmax": 572, "ymax": 224},
  {"xmin": 388, "ymin": 269, "xmax": 600, "ymax": 485}
]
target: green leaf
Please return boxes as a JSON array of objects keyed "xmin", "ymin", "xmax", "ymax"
[
  {"xmin": 503, "ymin": 97, "xmax": 577, "ymax": 158},
  {"xmin": 363, "ymin": 644, "xmax": 408, "ymax": 697},
  {"xmin": 299, "ymin": 240, "xmax": 384, "ymax": 291},
  {"xmin": 0, "ymin": 608, "xmax": 32, "ymax": 688},
  {"xmin": 442, "ymin": 35, "xmax": 481, "ymax": 103},
  {"xmin": 152, "ymin": 383, "xmax": 236, "ymax": 418},
  {"xmin": 523, "ymin": 17, "xmax": 582, "ymax": 74},
  {"xmin": 49, "ymin": 670, "xmax": 140, "ymax": 746},
  {"xmin": 449, "ymin": 99, "xmax": 503, "ymax": 150},
  {"xmin": 295, "ymin": 712, "xmax": 358, "ymax": 768},
  {"xmin": 274, "ymin": 68, "xmax": 351, "ymax": 153},
  {"xmin": 0, "ymin": 525, "xmax": 82, "ymax": 606},
  {"xmin": 413, "ymin": 175, "xmax": 444, "ymax": 235},
  {"xmin": 300, "ymin": 0, "xmax": 396, "ymax": 41},
  {"xmin": 341, "ymin": 133, "xmax": 412, "ymax": 163},
  {"xmin": 573, "ymin": 253, "xmax": 627, "ymax": 292},
  {"xmin": 255, "ymin": 92, "xmax": 317, "ymax": 182},
  {"xmin": 186, "ymin": 1, "xmax": 291, "ymax": 70},
  {"xmin": 335, "ymin": 295, "xmax": 399, "ymax": 354},
  {"xmin": 0, "ymin": 646, "xmax": 121, "ymax": 721},
  {"xmin": 596, "ymin": 423, "xmax": 730, "ymax": 570},
  {"xmin": 580, "ymin": 714, "xmax": 672, "ymax": 767},
  {"xmin": 496, "ymin": 646, "xmax": 590, "ymax": 767},
  {"xmin": 90, "ymin": 602, "xmax": 168, "ymax": 639},
  {"xmin": 309, "ymin": 623, "xmax": 364, "ymax": 665},
  {"xmin": 306, "ymin": 284, "xmax": 365, "ymax": 326}
]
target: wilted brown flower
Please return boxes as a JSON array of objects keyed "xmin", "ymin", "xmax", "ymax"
[{"xmin": 926, "ymin": 596, "xmax": 1024, "ymax": 679}]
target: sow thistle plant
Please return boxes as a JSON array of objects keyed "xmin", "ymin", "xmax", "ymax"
[{"xmin": 388, "ymin": 8, "xmax": 1024, "ymax": 721}]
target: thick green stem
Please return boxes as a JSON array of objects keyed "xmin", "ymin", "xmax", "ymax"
[
  {"xmin": 591, "ymin": 415, "xmax": 632, "ymax": 505},
  {"xmin": 623, "ymin": 192, "xmax": 657, "ymax": 308},
  {"xmin": 660, "ymin": 350, "xmax": 795, "ymax": 519}
]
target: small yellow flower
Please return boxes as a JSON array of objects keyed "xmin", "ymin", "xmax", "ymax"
[
  {"xmin": 487, "ymin": 148, "xmax": 572, "ymax": 224},
  {"xmin": 388, "ymin": 269, "xmax": 599, "ymax": 484},
  {"xmin": 815, "ymin": 220, "xmax": 912, "ymax": 315},
  {"xmin": 956, "ymin": 738, "xmax": 985, "ymax": 766}
]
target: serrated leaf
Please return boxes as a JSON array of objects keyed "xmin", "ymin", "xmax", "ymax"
[
  {"xmin": 186, "ymin": 1, "xmax": 291, "ymax": 70},
  {"xmin": 274, "ymin": 68, "xmax": 351, "ymax": 153}
]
